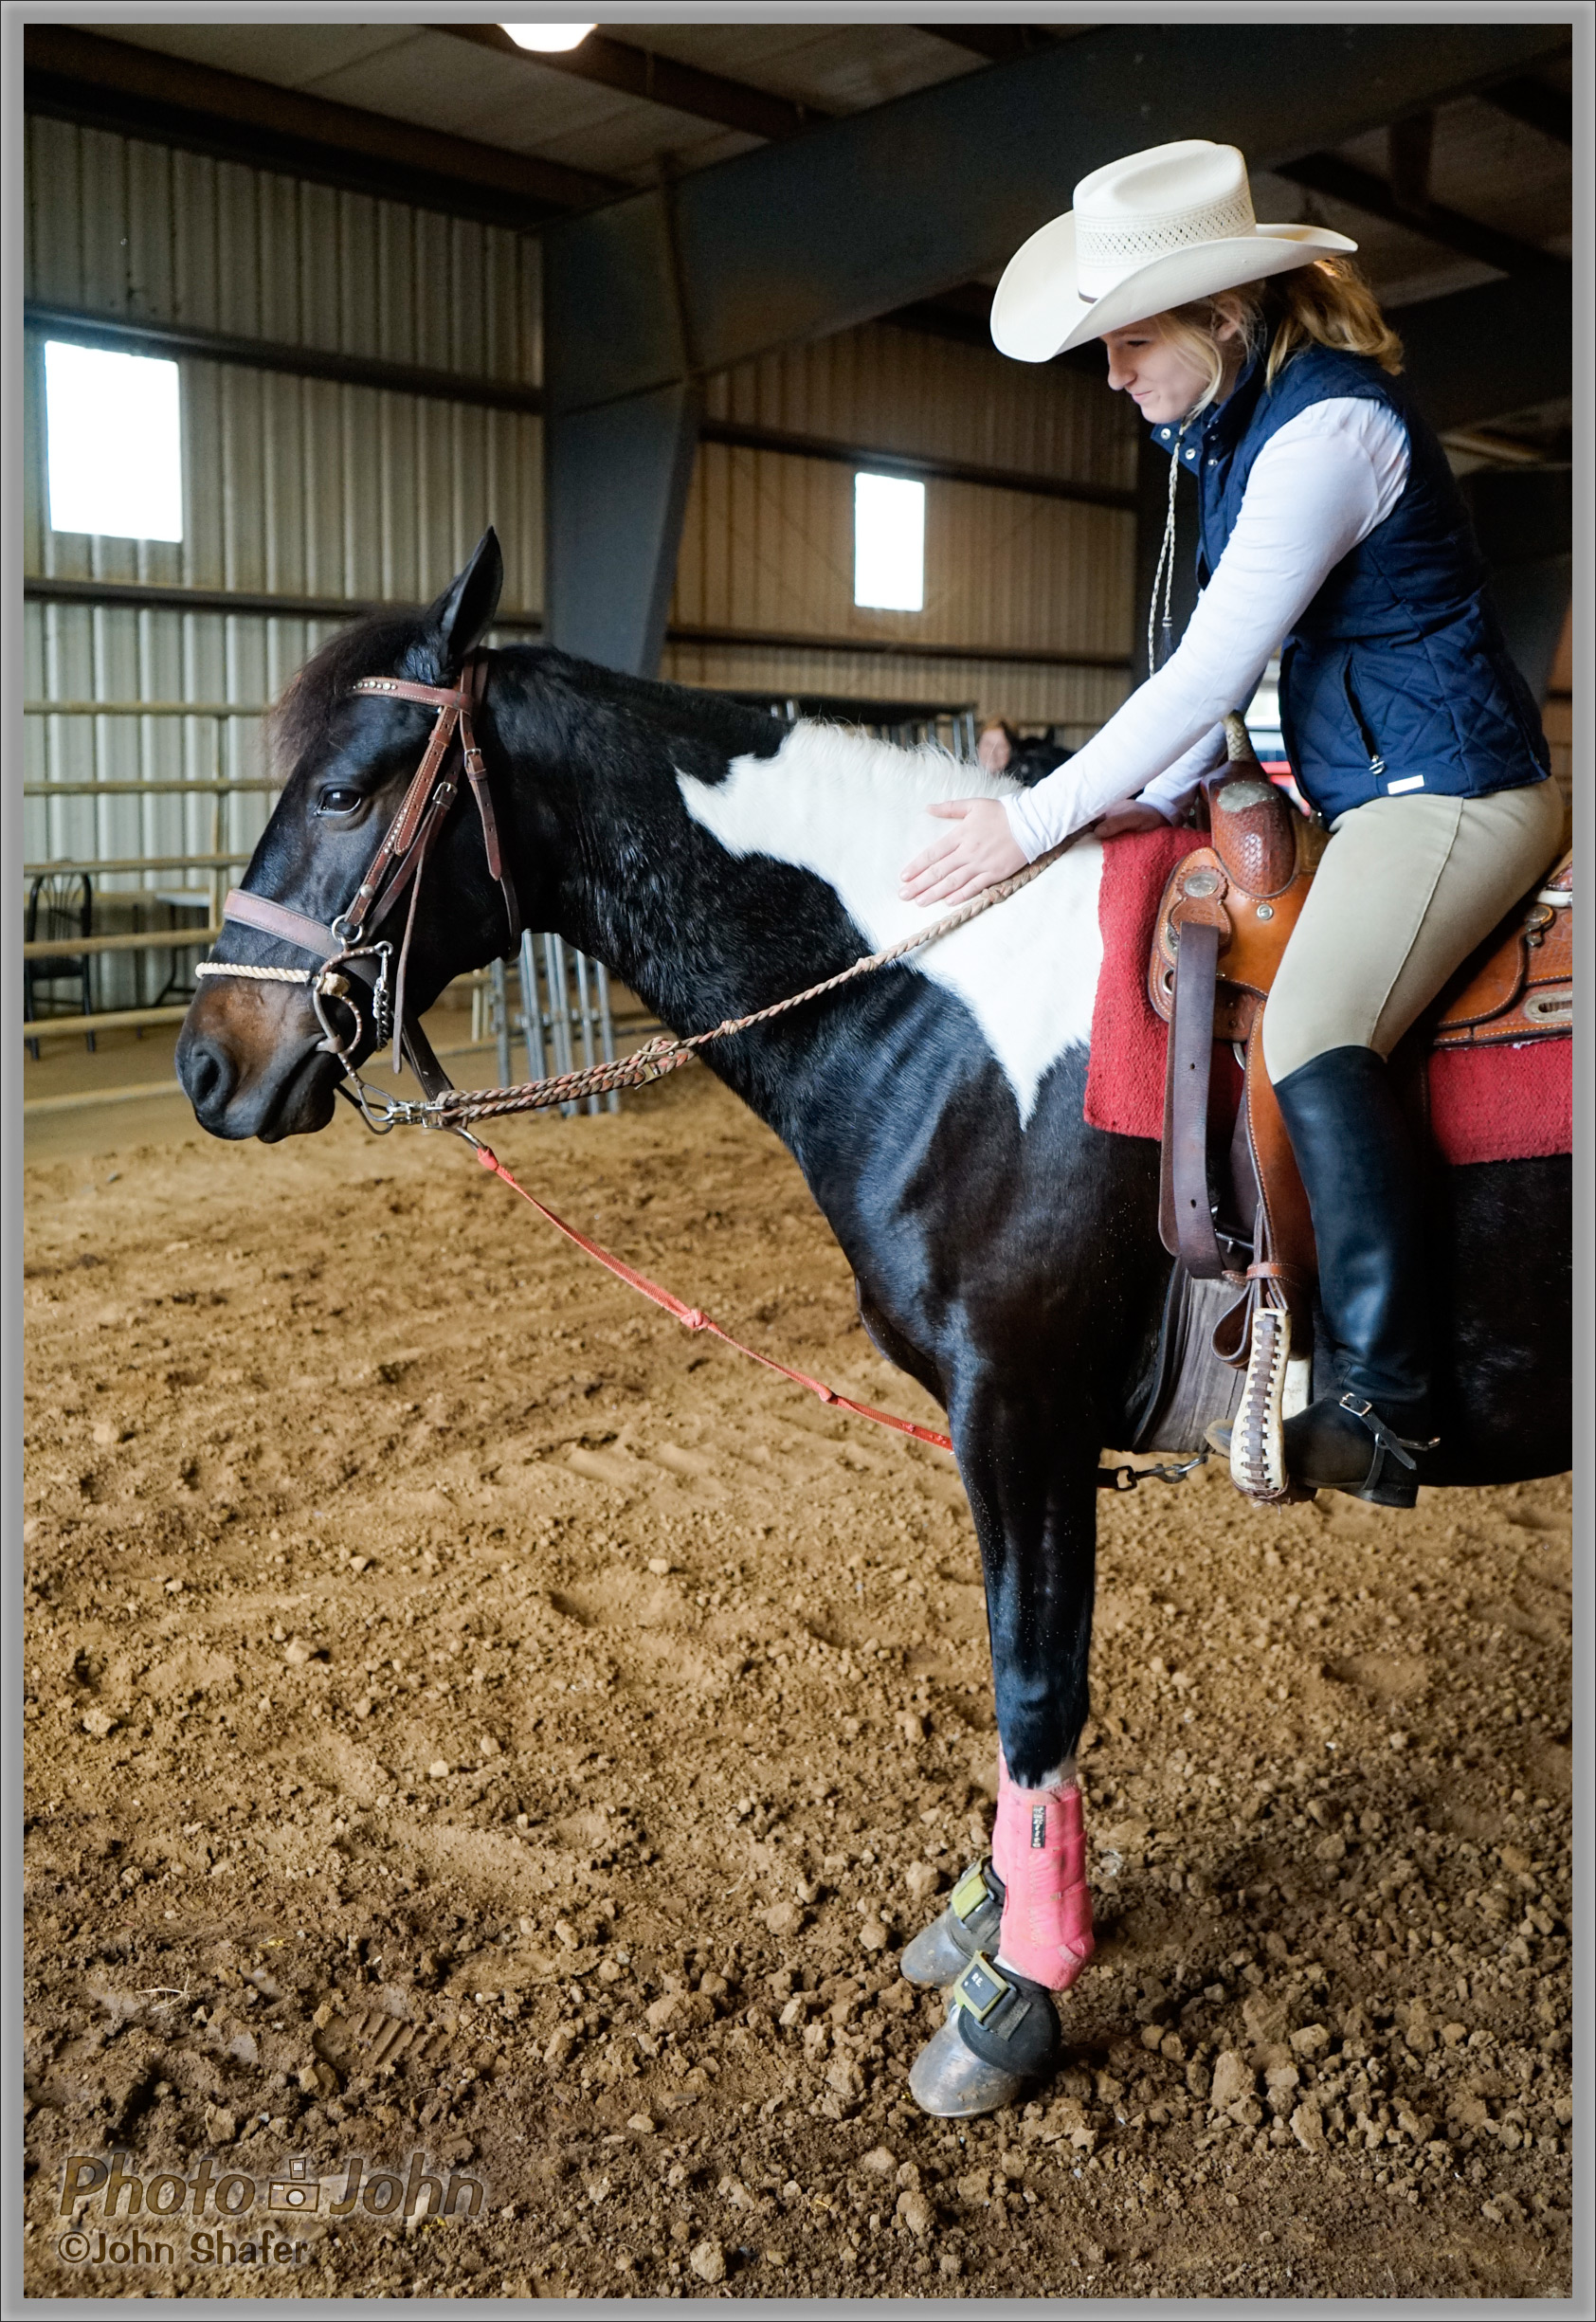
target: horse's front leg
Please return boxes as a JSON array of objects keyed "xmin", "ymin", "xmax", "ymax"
[{"xmin": 905, "ymin": 1375, "xmax": 1099, "ymax": 2117}]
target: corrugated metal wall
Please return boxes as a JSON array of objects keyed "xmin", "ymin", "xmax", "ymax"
[
  {"xmin": 22, "ymin": 115, "xmax": 543, "ymax": 1009},
  {"xmin": 702, "ymin": 318, "xmax": 1134, "ymax": 492},
  {"xmin": 24, "ymin": 115, "xmax": 541, "ymax": 379},
  {"xmin": 667, "ymin": 320, "xmax": 1139, "ymax": 731}
]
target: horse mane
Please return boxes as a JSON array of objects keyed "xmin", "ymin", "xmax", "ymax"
[
  {"xmin": 268, "ymin": 612, "xmax": 789, "ymax": 784},
  {"xmin": 267, "ymin": 607, "xmax": 432, "ymax": 782}
]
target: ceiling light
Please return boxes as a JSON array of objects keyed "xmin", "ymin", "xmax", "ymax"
[{"xmin": 499, "ymin": 22, "xmax": 595, "ymax": 51}]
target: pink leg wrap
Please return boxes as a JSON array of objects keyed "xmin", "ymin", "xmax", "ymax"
[{"xmin": 992, "ymin": 1759, "xmax": 1095, "ymax": 1992}]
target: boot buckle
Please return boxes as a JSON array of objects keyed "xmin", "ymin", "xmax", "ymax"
[
  {"xmin": 950, "ymin": 1862, "xmax": 999, "ymax": 1928},
  {"xmin": 951, "ymin": 1953, "xmax": 1012, "ymax": 2026}
]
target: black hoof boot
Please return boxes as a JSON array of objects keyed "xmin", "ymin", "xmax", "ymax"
[
  {"xmin": 908, "ymin": 1951, "xmax": 1061, "ymax": 2118},
  {"xmin": 1283, "ymin": 1391, "xmax": 1436, "ymax": 1507},
  {"xmin": 900, "ymin": 1859, "xmax": 1005, "ymax": 1988}
]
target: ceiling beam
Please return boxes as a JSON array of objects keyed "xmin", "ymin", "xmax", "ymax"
[
  {"xmin": 1396, "ymin": 269, "xmax": 1571, "ymax": 433},
  {"xmin": 541, "ymin": 18, "xmax": 1568, "ymax": 676},
  {"xmin": 542, "ymin": 18, "xmax": 1569, "ymax": 415},
  {"xmin": 24, "ymin": 300, "xmax": 544, "ymax": 412},
  {"xmin": 23, "ymin": 23, "xmax": 995, "ymax": 349},
  {"xmin": 427, "ymin": 23, "xmax": 1012, "ymax": 352},
  {"xmin": 1276, "ymin": 150, "xmax": 1566, "ymax": 281},
  {"xmin": 22, "ymin": 25, "xmax": 626, "ymax": 227},
  {"xmin": 1479, "ymin": 73, "xmax": 1573, "ymax": 144},
  {"xmin": 910, "ymin": 25, "xmax": 1073, "ymax": 65},
  {"xmin": 698, "ymin": 419, "xmax": 1135, "ymax": 512},
  {"xmin": 432, "ymin": 23, "xmax": 835, "ymax": 143}
]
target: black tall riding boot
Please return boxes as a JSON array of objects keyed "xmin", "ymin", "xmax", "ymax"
[{"xmin": 1273, "ymin": 1043, "xmax": 1437, "ymax": 1506}]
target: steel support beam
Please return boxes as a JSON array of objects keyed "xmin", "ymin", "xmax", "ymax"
[
  {"xmin": 542, "ymin": 21, "xmax": 1566, "ymax": 414},
  {"xmin": 544, "ymin": 382, "xmax": 702, "ymax": 677},
  {"xmin": 25, "ymin": 301, "xmax": 545, "ymax": 415},
  {"xmin": 542, "ymin": 19, "xmax": 1565, "ymax": 673}
]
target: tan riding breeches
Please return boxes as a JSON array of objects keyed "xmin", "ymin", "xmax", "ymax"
[{"xmin": 1261, "ymin": 778, "xmax": 1567, "ymax": 1084}]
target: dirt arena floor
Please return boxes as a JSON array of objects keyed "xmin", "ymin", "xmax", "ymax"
[{"xmin": 22, "ymin": 1064, "xmax": 1573, "ymax": 2299}]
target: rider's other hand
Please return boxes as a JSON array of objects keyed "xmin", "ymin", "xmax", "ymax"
[
  {"xmin": 898, "ymin": 798, "xmax": 1028, "ymax": 908},
  {"xmin": 1094, "ymin": 803, "xmax": 1170, "ymax": 839}
]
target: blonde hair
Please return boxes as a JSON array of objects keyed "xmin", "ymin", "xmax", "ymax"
[{"xmin": 1154, "ymin": 259, "xmax": 1405, "ymax": 413}]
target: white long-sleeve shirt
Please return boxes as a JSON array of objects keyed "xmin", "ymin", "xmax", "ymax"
[{"xmin": 1005, "ymin": 397, "xmax": 1411, "ymax": 858}]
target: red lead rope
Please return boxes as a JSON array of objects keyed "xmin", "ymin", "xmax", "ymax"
[{"xmin": 471, "ymin": 1142, "xmax": 957, "ymax": 1453}]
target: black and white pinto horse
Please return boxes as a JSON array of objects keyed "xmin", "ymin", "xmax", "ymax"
[{"xmin": 178, "ymin": 535, "xmax": 1570, "ymax": 2108}]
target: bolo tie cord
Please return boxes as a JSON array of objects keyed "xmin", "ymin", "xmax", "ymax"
[{"xmin": 1146, "ymin": 413, "xmax": 1195, "ymax": 679}]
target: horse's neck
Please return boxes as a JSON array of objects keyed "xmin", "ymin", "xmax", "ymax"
[
  {"xmin": 496, "ymin": 708, "xmax": 1101, "ymax": 1135},
  {"xmin": 560, "ymin": 720, "xmax": 1007, "ymax": 1020}
]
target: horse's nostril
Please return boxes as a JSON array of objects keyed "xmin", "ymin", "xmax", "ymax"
[{"xmin": 179, "ymin": 1034, "xmax": 236, "ymax": 1118}]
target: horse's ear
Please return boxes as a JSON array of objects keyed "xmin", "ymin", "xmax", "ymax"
[{"xmin": 416, "ymin": 528, "xmax": 503, "ymax": 678}]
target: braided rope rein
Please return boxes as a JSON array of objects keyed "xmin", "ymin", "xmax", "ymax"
[
  {"xmin": 199, "ymin": 835, "xmax": 1071, "ymax": 1124},
  {"xmin": 436, "ymin": 837, "xmax": 1071, "ymax": 1122}
]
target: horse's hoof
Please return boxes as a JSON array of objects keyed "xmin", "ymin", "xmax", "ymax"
[
  {"xmin": 907, "ymin": 1951, "xmax": 1061, "ymax": 2118},
  {"xmin": 900, "ymin": 1916, "xmax": 971, "ymax": 1988},
  {"xmin": 899, "ymin": 1859, "xmax": 1005, "ymax": 1988},
  {"xmin": 908, "ymin": 2011, "xmax": 1029, "ymax": 2118}
]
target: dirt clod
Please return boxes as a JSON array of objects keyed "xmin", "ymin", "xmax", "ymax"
[{"xmin": 690, "ymin": 2236, "xmax": 727, "ymax": 2283}]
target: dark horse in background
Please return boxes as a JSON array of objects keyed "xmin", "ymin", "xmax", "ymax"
[{"xmin": 177, "ymin": 534, "xmax": 1570, "ymax": 2112}]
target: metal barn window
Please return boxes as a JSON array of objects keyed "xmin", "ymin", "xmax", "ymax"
[
  {"xmin": 853, "ymin": 471, "xmax": 925, "ymax": 612},
  {"xmin": 44, "ymin": 341, "xmax": 184, "ymax": 542}
]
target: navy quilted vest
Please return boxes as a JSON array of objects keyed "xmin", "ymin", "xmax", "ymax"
[{"xmin": 1152, "ymin": 345, "xmax": 1550, "ymax": 822}]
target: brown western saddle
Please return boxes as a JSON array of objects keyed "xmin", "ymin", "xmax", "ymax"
[{"xmin": 1146, "ymin": 716, "xmax": 1571, "ymax": 1498}]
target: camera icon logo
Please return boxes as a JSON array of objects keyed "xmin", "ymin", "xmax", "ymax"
[{"xmin": 267, "ymin": 2157, "xmax": 320, "ymax": 2213}]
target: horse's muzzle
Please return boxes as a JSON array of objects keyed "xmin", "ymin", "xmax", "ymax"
[{"xmin": 175, "ymin": 980, "xmax": 341, "ymax": 1142}]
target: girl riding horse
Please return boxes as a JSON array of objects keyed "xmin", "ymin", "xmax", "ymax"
[{"xmin": 897, "ymin": 138, "xmax": 1560, "ymax": 2076}]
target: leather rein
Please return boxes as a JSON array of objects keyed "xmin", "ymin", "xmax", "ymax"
[{"xmin": 196, "ymin": 652, "xmax": 518, "ymax": 1116}]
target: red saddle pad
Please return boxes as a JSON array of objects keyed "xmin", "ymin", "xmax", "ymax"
[{"xmin": 1084, "ymin": 826, "xmax": 1571, "ymax": 1168}]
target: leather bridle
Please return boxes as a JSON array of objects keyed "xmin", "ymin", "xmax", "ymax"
[{"xmin": 197, "ymin": 652, "xmax": 519, "ymax": 1107}]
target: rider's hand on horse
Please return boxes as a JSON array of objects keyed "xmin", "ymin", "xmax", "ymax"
[
  {"xmin": 1094, "ymin": 803, "xmax": 1170, "ymax": 839},
  {"xmin": 899, "ymin": 799, "xmax": 1029, "ymax": 908}
]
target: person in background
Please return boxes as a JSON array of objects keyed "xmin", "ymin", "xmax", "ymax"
[
  {"xmin": 975, "ymin": 717, "xmax": 1022, "ymax": 772},
  {"xmin": 977, "ymin": 717, "xmax": 1073, "ymax": 785}
]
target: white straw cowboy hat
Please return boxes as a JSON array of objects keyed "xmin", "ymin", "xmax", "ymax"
[{"xmin": 991, "ymin": 139, "xmax": 1357, "ymax": 363}]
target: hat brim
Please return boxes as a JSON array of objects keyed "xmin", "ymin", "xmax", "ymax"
[{"xmin": 991, "ymin": 212, "xmax": 1359, "ymax": 363}]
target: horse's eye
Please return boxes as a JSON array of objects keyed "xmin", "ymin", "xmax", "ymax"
[{"xmin": 316, "ymin": 787, "xmax": 364, "ymax": 817}]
